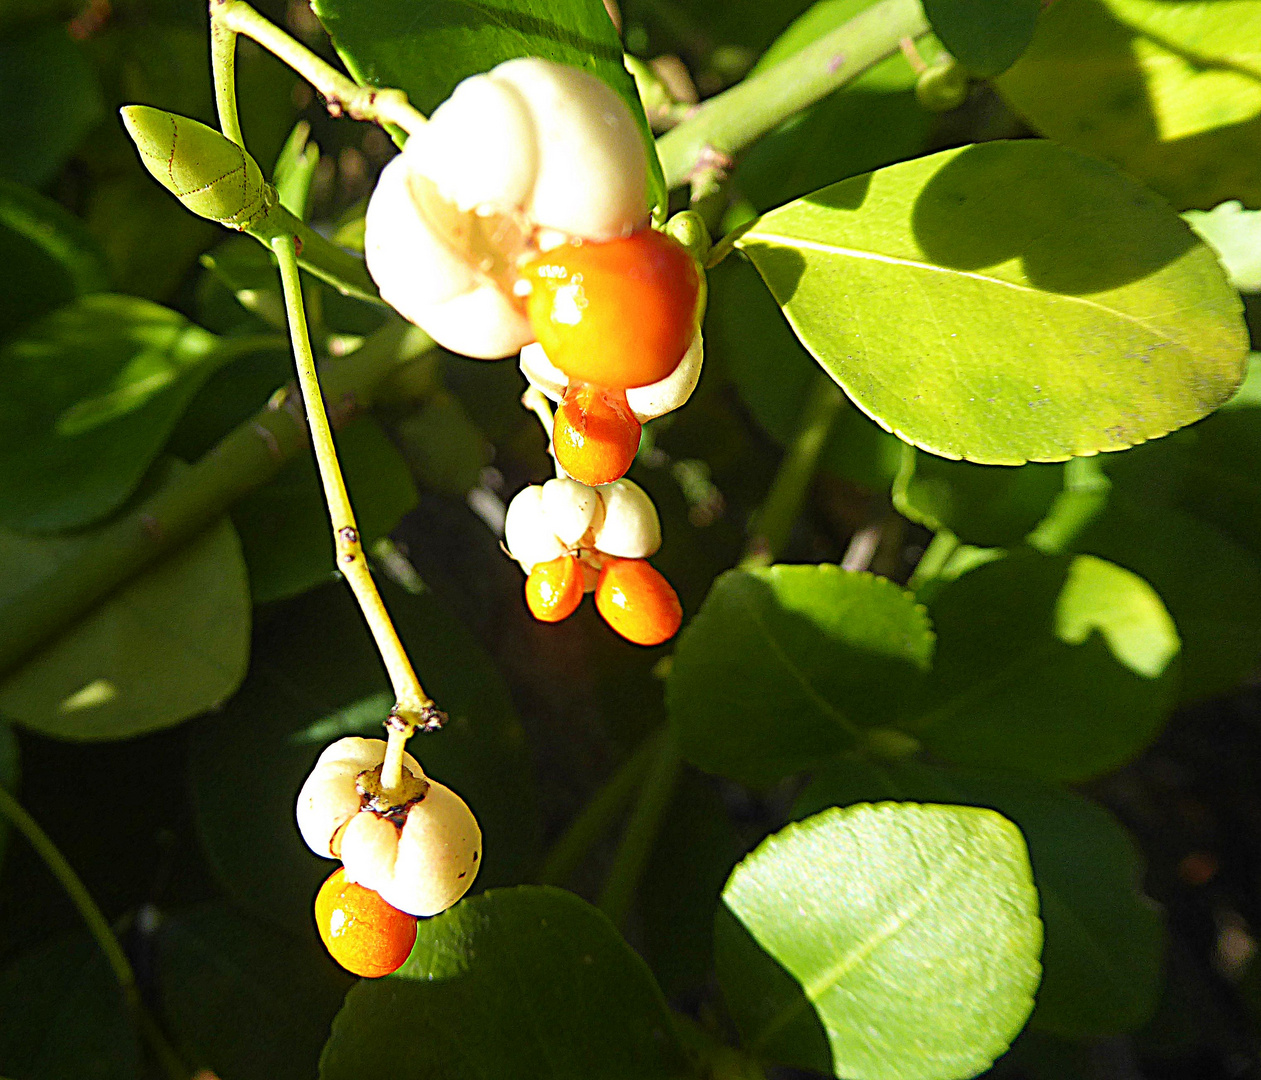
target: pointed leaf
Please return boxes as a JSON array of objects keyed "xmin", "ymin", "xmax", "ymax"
[
  {"xmin": 319, "ymin": 886, "xmax": 691, "ymax": 1080},
  {"xmin": 921, "ymin": 0, "xmax": 1040, "ymax": 75},
  {"xmin": 667, "ymin": 565, "xmax": 934, "ymax": 787},
  {"xmin": 737, "ymin": 140, "xmax": 1248, "ymax": 464},
  {"xmin": 717, "ymin": 802, "xmax": 1041, "ymax": 1080}
]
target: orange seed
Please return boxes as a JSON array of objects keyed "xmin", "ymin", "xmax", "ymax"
[
  {"xmin": 525, "ymin": 553, "xmax": 585, "ymax": 623},
  {"xmin": 553, "ymin": 382, "xmax": 641, "ymax": 486},
  {"xmin": 594, "ymin": 558, "xmax": 683, "ymax": 646},
  {"xmin": 315, "ymin": 866, "xmax": 418, "ymax": 978}
]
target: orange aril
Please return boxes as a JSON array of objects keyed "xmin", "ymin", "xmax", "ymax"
[
  {"xmin": 594, "ymin": 558, "xmax": 683, "ymax": 646},
  {"xmin": 525, "ymin": 553, "xmax": 584, "ymax": 623},
  {"xmin": 520, "ymin": 228, "xmax": 700, "ymax": 390},
  {"xmin": 315, "ymin": 866, "xmax": 418, "ymax": 978},
  {"xmin": 553, "ymin": 382, "xmax": 641, "ymax": 486}
]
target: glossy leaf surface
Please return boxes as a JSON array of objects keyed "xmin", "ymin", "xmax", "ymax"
[
  {"xmin": 922, "ymin": 0, "xmax": 1040, "ymax": 75},
  {"xmin": 668, "ymin": 565, "xmax": 934, "ymax": 786},
  {"xmin": 797, "ymin": 761, "xmax": 1164, "ymax": 1037},
  {"xmin": 912, "ymin": 551, "xmax": 1180, "ymax": 780},
  {"xmin": 718, "ymin": 802, "xmax": 1042, "ymax": 1079},
  {"xmin": 737, "ymin": 140, "xmax": 1247, "ymax": 464},
  {"xmin": 997, "ymin": 0, "xmax": 1261, "ymax": 209},
  {"xmin": 320, "ymin": 886, "xmax": 691, "ymax": 1080}
]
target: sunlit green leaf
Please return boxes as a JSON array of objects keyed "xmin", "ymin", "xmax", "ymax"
[
  {"xmin": 0, "ymin": 467, "xmax": 251, "ymax": 740},
  {"xmin": 997, "ymin": 0, "xmax": 1261, "ymax": 209},
  {"xmin": 910, "ymin": 550, "xmax": 1180, "ymax": 780},
  {"xmin": 191, "ymin": 579, "xmax": 538, "ymax": 934},
  {"xmin": 668, "ymin": 565, "xmax": 934, "ymax": 786},
  {"xmin": 737, "ymin": 140, "xmax": 1248, "ymax": 464},
  {"xmin": 1184, "ymin": 202, "xmax": 1261, "ymax": 293},
  {"xmin": 0, "ymin": 179, "xmax": 108, "ymax": 345},
  {"xmin": 0, "ymin": 295, "xmax": 252, "ymax": 530},
  {"xmin": 310, "ymin": 0, "xmax": 666, "ymax": 210},
  {"xmin": 0, "ymin": 22, "xmax": 103, "ymax": 188},
  {"xmin": 797, "ymin": 761, "xmax": 1164, "ymax": 1037},
  {"xmin": 922, "ymin": 0, "xmax": 1040, "ymax": 75},
  {"xmin": 157, "ymin": 903, "xmax": 352, "ymax": 1080},
  {"xmin": 320, "ymin": 886, "xmax": 691, "ymax": 1080},
  {"xmin": 717, "ymin": 802, "xmax": 1041, "ymax": 1079}
]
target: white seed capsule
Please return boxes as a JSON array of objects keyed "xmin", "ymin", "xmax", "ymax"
[
  {"xmin": 364, "ymin": 57, "xmax": 650, "ymax": 359},
  {"xmin": 504, "ymin": 484, "xmax": 566, "ymax": 572},
  {"xmin": 541, "ymin": 477, "xmax": 601, "ymax": 546},
  {"xmin": 340, "ymin": 779, "xmax": 482, "ymax": 918},
  {"xmin": 296, "ymin": 737, "xmax": 424, "ymax": 858},
  {"xmin": 591, "ymin": 479, "xmax": 661, "ymax": 558},
  {"xmin": 518, "ymin": 327, "xmax": 704, "ymax": 422}
]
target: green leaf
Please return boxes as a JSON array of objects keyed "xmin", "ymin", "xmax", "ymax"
[
  {"xmin": 190, "ymin": 579, "xmax": 539, "ymax": 934},
  {"xmin": 1073, "ymin": 491, "xmax": 1261, "ymax": 705},
  {"xmin": 156, "ymin": 903, "xmax": 353, "ymax": 1080},
  {"xmin": 893, "ymin": 446, "xmax": 1065, "ymax": 547},
  {"xmin": 1184, "ymin": 202, "xmax": 1261, "ymax": 293},
  {"xmin": 668, "ymin": 565, "xmax": 934, "ymax": 787},
  {"xmin": 272, "ymin": 121, "xmax": 320, "ymax": 222},
  {"xmin": 910, "ymin": 550, "xmax": 1180, "ymax": 781},
  {"xmin": 996, "ymin": 0, "xmax": 1261, "ymax": 210},
  {"xmin": 0, "ymin": 23, "xmax": 104, "ymax": 188},
  {"xmin": 310, "ymin": 0, "xmax": 666, "ymax": 211},
  {"xmin": 0, "ymin": 179, "xmax": 108, "ymax": 345},
  {"xmin": 796, "ymin": 761, "xmax": 1165, "ymax": 1037},
  {"xmin": 717, "ymin": 802, "xmax": 1041, "ymax": 1080},
  {"xmin": 921, "ymin": 0, "xmax": 1040, "ymax": 75},
  {"xmin": 232, "ymin": 417, "xmax": 419, "ymax": 604},
  {"xmin": 0, "ymin": 295, "xmax": 242, "ymax": 531},
  {"xmin": 707, "ymin": 254, "xmax": 904, "ymax": 490},
  {"xmin": 395, "ymin": 392, "xmax": 489, "ymax": 498},
  {"xmin": 0, "ymin": 932, "xmax": 142, "ymax": 1080},
  {"xmin": 320, "ymin": 886, "xmax": 691, "ymax": 1080},
  {"xmin": 736, "ymin": 140, "xmax": 1248, "ymax": 464},
  {"xmin": 0, "ymin": 469, "xmax": 251, "ymax": 740}
]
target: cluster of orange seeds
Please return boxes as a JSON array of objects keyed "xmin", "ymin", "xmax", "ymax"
[{"xmin": 518, "ymin": 227, "xmax": 702, "ymax": 487}]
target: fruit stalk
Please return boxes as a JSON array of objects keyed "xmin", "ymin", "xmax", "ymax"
[{"xmin": 272, "ymin": 234, "xmax": 436, "ymax": 758}]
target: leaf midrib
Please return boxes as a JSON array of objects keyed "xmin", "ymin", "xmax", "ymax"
[{"xmin": 739, "ymin": 231, "xmax": 1193, "ymax": 349}]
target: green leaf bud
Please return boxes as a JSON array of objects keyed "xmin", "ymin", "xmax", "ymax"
[
  {"xmin": 663, "ymin": 210, "xmax": 710, "ymax": 263},
  {"xmin": 119, "ymin": 105, "xmax": 274, "ymax": 230},
  {"xmin": 915, "ymin": 58, "xmax": 970, "ymax": 113}
]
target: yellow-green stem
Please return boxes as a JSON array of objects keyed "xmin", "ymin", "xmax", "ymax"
[
  {"xmin": 211, "ymin": 0, "xmax": 428, "ymax": 135},
  {"xmin": 272, "ymin": 235, "xmax": 432, "ymax": 770}
]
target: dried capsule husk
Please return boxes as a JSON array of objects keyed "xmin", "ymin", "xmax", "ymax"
[
  {"xmin": 364, "ymin": 57, "xmax": 650, "ymax": 359},
  {"xmin": 120, "ymin": 105, "xmax": 274, "ymax": 230}
]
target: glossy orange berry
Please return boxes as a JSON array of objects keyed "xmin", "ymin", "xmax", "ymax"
[
  {"xmin": 315, "ymin": 867, "xmax": 418, "ymax": 978},
  {"xmin": 521, "ymin": 228, "xmax": 701, "ymax": 390},
  {"xmin": 594, "ymin": 558, "xmax": 683, "ymax": 646},
  {"xmin": 553, "ymin": 382, "xmax": 642, "ymax": 486},
  {"xmin": 525, "ymin": 553, "xmax": 584, "ymax": 623}
]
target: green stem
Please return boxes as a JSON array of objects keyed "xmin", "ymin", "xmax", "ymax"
[
  {"xmin": 656, "ymin": 0, "xmax": 929, "ymax": 190},
  {"xmin": 743, "ymin": 371, "xmax": 844, "ymax": 568},
  {"xmin": 210, "ymin": 0, "xmax": 428, "ymax": 136},
  {"xmin": 273, "ymin": 235, "xmax": 435, "ymax": 779},
  {"xmin": 0, "ymin": 319, "xmax": 432, "ymax": 681},
  {"xmin": 907, "ymin": 529, "xmax": 959, "ymax": 596},
  {"xmin": 0, "ymin": 786, "xmax": 188, "ymax": 1080},
  {"xmin": 536, "ymin": 726, "xmax": 665, "ymax": 887},
  {"xmin": 249, "ymin": 202, "xmax": 383, "ymax": 304},
  {"xmin": 210, "ymin": 15, "xmax": 244, "ymax": 147},
  {"xmin": 598, "ymin": 728, "xmax": 684, "ymax": 928}
]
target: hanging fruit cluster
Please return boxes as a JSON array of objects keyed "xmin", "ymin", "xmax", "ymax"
[
  {"xmin": 364, "ymin": 56, "xmax": 703, "ymax": 645},
  {"xmin": 296, "ymin": 737, "xmax": 482, "ymax": 976}
]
